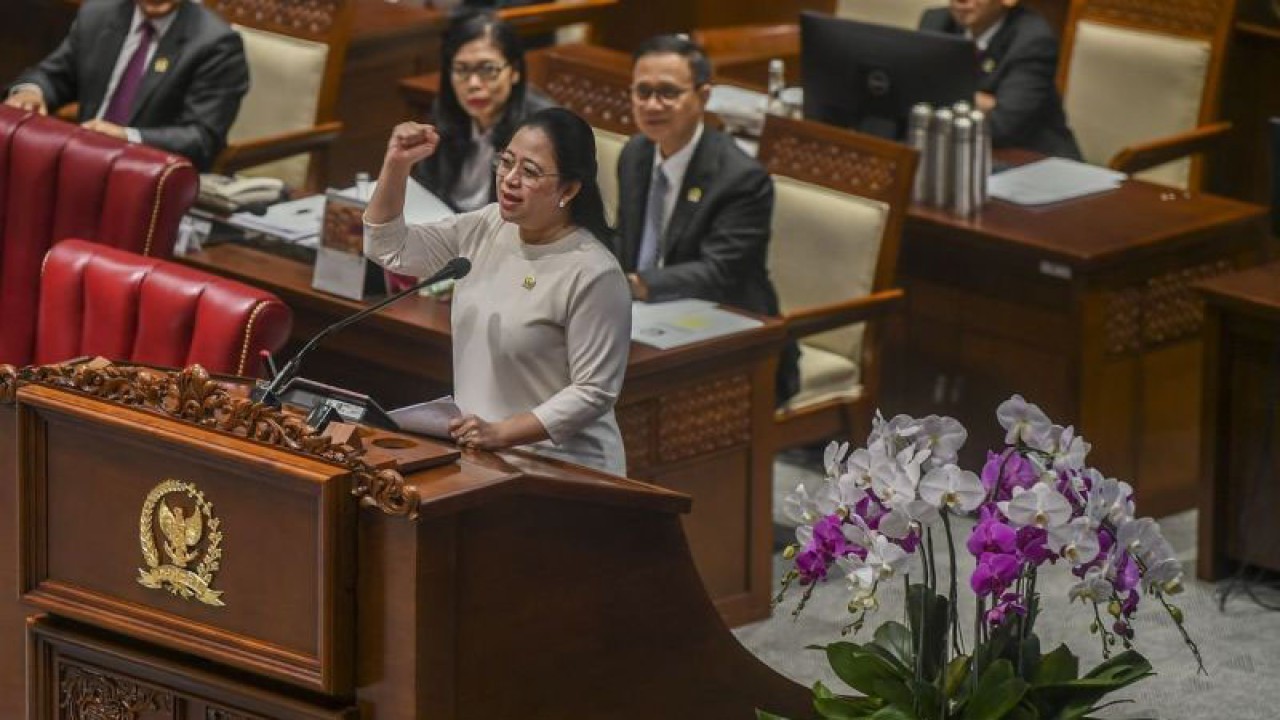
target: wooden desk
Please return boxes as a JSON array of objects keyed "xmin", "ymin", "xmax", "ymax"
[
  {"xmin": 180, "ymin": 243, "xmax": 785, "ymax": 627},
  {"xmin": 897, "ymin": 156, "xmax": 1271, "ymax": 518},
  {"xmin": 0, "ymin": 367, "xmax": 810, "ymax": 718},
  {"xmin": 1195, "ymin": 262, "xmax": 1280, "ymax": 579}
]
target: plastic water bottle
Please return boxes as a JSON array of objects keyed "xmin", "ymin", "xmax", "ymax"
[{"xmin": 767, "ymin": 59, "xmax": 787, "ymax": 117}]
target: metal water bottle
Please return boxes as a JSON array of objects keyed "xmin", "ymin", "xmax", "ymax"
[
  {"xmin": 908, "ymin": 103, "xmax": 933, "ymax": 205},
  {"xmin": 970, "ymin": 109, "xmax": 991, "ymax": 207},
  {"xmin": 930, "ymin": 108, "xmax": 955, "ymax": 209},
  {"xmin": 766, "ymin": 58, "xmax": 787, "ymax": 116},
  {"xmin": 952, "ymin": 100, "xmax": 973, "ymax": 117},
  {"xmin": 952, "ymin": 116, "xmax": 976, "ymax": 217}
]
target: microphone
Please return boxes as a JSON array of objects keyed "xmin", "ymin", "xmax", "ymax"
[{"xmin": 253, "ymin": 257, "xmax": 471, "ymax": 406}]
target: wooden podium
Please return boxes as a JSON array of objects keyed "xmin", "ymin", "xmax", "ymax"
[{"xmin": 0, "ymin": 363, "xmax": 810, "ymax": 719}]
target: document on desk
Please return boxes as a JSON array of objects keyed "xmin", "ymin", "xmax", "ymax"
[
  {"xmin": 227, "ymin": 194, "xmax": 325, "ymax": 243},
  {"xmin": 388, "ymin": 396, "xmax": 462, "ymax": 440},
  {"xmin": 631, "ymin": 299, "xmax": 763, "ymax": 350},
  {"xmin": 329, "ymin": 178, "xmax": 454, "ymax": 226},
  {"xmin": 988, "ymin": 157, "xmax": 1126, "ymax": 206}
]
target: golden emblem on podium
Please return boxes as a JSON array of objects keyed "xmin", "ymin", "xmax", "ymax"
[{"xmin": 137, "ymin": 479, "xmax": 225, "ymax": 607}]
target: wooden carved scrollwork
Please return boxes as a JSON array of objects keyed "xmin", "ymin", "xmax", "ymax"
[
  {"xmin": 59, "ymin": 662, "xmax": 175, "ymax": 720},
  {"xmin": 1103, "ymin": 259, "xmax": 1235, "ymax": 355},
  {"xmin": 0, "ymin": 362, "xmax": 421, "ymax": 519},
  {"xmin": 762, "ymin": 132, "xmax": 906, "ymax": 203},
  {"xmin": 206, "ymin": 0, "xmax": 342, "ymax": 36}
]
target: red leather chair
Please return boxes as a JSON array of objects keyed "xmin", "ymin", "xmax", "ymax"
[
  {"xmin": 35, "ymin": 240, "xmax": 292, "ymax": 378},
  {"xmin": 0, "ymin": 106, "xmax": 198, "ymax": 366}
]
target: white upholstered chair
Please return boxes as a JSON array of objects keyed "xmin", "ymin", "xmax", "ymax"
[
  {"xmin": 207, "ymin": 0, "xmax": 352, "ymax": 191},
  {"xmin": 758, "ymin": 115, "xmax": 916, "ymax": 451},
  {"xmin": 592, "ymin": 127, "xmax": 626, "ymax": 226},
  {"xmin": 833, "ymin": 0, "xmax": 936, "ymax": 29},
  {"xmin": 1058, "ymin": 0, "xmax": 1236, "ymax": 190}
]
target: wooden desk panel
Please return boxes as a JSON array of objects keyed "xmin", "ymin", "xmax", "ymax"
[
  {"xmin": 898, "ymin": 173, "xmax": 1271, "ymax": 519},
  {"xmin": 179, "ymin": 244, "xmax": 785, "ymax": 627},
  {"xmin": 1196, "ymin": 262, "xmax": 1280, "ymax": 579}
]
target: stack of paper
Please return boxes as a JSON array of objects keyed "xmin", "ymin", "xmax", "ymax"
[
  {"xmin": 631, "ymin": 299, "xmax": 763, "ymax": 350},
  {"xmin": 988, "ymin": 158, "xmax": 1126, "ymax": 206},
  {"xmin": 331, "ymin": 178, "xmax": 454, "ymax": 226},
  {"xmin": 388, "ymin": 396, "xmax": 461, "ymax": 440},
  {"xmin": 227, "ymin": 194, "xmax": 325, "ymax": 243},
  {"xmin": 708, "ymin": 85, "xmax": 768, "ymax": 137}
]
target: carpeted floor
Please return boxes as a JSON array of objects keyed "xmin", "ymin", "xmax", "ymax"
[{"xmin": 733, "ymin": 457, "xmax": 1280, "ymax": 720}]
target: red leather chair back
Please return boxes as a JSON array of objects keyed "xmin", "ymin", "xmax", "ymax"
[
  {"xmin": 0, "ymin": 106, "xmax": 198, "ymax": 366},
  {"xmin": 36, "ymin": 240, "xmax": 292, "ymax": 378}
]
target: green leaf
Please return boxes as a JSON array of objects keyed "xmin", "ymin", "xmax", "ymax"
[
  {"xmin": 868, "ymin": 706, "xmax": 919, "ymax": 720},
  {"xmin": 962, "ymin": 659, "xmax": 1030, "ymax": 720},
  {"xmin": 1019, "ymin": 634, "xmax": 1043, "ymax": 680},
  {"xmin": 1032, "ymin": 645, "xmax": 1080, "ymax": 686},
  {"xmin": 756, "ymin": 711, "xmax": 791, "ymax": 720},
  {"xmin": 944, "ymin": 655, "xmax": 972, "ymax": 700},
  {"xmin": 826, "ymin": 642, "xmax": 904, "ymax": 698},
  {"xmin": 1025, "ymin": 650, "xmax": 1153, "ymax": 718},
  {"xmin": 872, "ymin": 621, "xmax": 916, "ymax": 670},
  {"xmin": 814, "ymin": 695, "xmax": 884, "ymax": 719},
  {"xmin": 906, "ymin": 584, "xmax": 950, "ymax": 681},
  {"xmin": 1081, "ymin": 651, "xmax": 1153, "ymax": 685}
]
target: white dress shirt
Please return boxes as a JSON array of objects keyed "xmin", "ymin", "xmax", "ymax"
[{"xmin": 648, "ymin": 121, "xmax": 705, "ymax": 236}]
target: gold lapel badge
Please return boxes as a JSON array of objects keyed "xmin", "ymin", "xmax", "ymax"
[
  {"xmin": 982, "ymin": 58, "xmax": 996, "ymax": 74},
  {"xmin": 137, "ymin": 479, "xmax": 225, "ymax": 607},
  {"xmin": 686, "ymin": 187, "xmax": 703, "ymax": 203},
  {"xmin": 522, "ymin": 275, "xmax": 536, "ymax": 290},
  {"xmin": 154, "ymin": 57, "xmax": 170, "ymax": 73}
]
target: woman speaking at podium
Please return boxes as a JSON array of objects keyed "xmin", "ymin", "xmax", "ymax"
[{"xmin": 364, "ymin": 108, "xmax": 631, "ymax": 475}]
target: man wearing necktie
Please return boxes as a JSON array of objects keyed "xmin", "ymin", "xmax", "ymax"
[
  {"xmin": 5, "ymin": 0, "xmax": 249, "ymax": 171},
  {"xmin": 611, "ymin": 35, "xmax": 798, "ymax": 404},
  {"xmin": 919, "ymin": 0, "xmax": 1080, "ymax": 159}
]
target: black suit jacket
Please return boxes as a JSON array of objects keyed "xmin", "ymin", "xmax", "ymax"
[
  {"xmin": 13, "ymin": 0, "xmax": 249, "ymax": 170},
  {"xmin": 920, "ymin": 6, "xmax": 1081, "ymax": 160},
  {"xmin": 612, "ymin": 126, "xmax": 799, "ymax": 401}
]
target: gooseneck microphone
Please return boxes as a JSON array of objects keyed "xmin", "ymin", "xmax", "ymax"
[{"xmin": 253, "ymin": 257, "xmax": 471, "ymax": 406}]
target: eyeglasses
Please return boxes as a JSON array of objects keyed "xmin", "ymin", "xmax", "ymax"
[
  {"xmin": 630, "ymin": 83, "xmax": 692, "ymax": 104},
  {"xmin": 451, "ymin": 62, "xmax": 510, "ymax": 83},
  {"xmin": 493, "ymin": 153, "xmax": 560, "ymax": 185}
]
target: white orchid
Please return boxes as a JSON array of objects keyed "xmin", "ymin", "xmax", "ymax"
[
  {"xmin": 869, "ymin": 444, "xmax": 928, "ymax": 507},
  {"xmin": 919, "ymin": 464, "xmax": 985, "ymax": 513},
  {"xmin": 782, "ymin": 483, "xmax": 821, "ymax": 526},
  {"xmin": 996, "ymin": 394, "xmax": 1052, "ymax": 448},
  {"xmin": 823, "ymin": 440, "xmax": 850, "ymax": 477},
  {"xmin": 1069, "ymin": 566, "xmax": 1114, "ymax": 603},
  {"xmin": 1044, "ymin": 425, "xmax": 1091, "ymax": 471},
  {"xmin": 915, "ymin": 415, "xmax": 968, "ymax": 468},
  {"xmin": 839, "ymin": 533, "xmax": 912, "ymax": 589},
  {"xmin": 1084, "ymin": 474, "xmax": 1135, "ymax": 526},
  {"xmin": 843, "ymin": 447, "xmax": 874, "ymax": 489},
  {"xmin": 879, "ymin": 499, "xmax": 939, "ymax": 539},
  {"xmin": 1048, "ymin": 516, "xmax": 1101, "ymax": 566},
  {"xmin": 999, "ymin": 483, "xmax": 1072, "ymax": 529}
]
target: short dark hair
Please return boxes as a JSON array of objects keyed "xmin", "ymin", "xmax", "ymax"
[
  {"xmin": 517, "ymin": 108, "xmax": 612, "ymax": 243},
  {"xmin": 632, "ymin": 34, "xmax": 713, "ymax": 86}
]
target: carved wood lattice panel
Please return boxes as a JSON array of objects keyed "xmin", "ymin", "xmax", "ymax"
[
  {"xmin": 656, "ymin": 375, "xmax": 752, "ymax": 463},
  {"xmin": 1103, "ymin": 258, "xmax": 1236, "ymax": 355},
  {"xmin": 1083, "ymin": 0, "xmax": 1229, "ymax": 38},
  {"xmin": 618, "ymin": 399, "xmax": 656, "ymax": 476},
  {"xmin": 762, "ymin": 134, "xmax": 905, "ymax": 203},
  {"xmin": 543, "ymin": 69, "xmax": 634, "ymax": 136},
  {"xmin": 207, "ymin": 0, "xmax": 342, "ymax": 37},
  {"xmin": 58, "ymin": 660, "xmax": 175, "ymax": 720}
]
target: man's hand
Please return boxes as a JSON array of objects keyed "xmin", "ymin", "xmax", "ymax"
[
  {"xmin": 82, "ymin": 118, "xmax": 128, "ymax": 139},
  {"xmin": 627, "ymin": 273, "xmax": 649, "ymax": 301},
  {"xmin": 384, "ymin": 122, "xmax": 440, "ymax": 172},
  {"xmin": 5, "ymin": 89, "xmax": 47, "ymax": 115},
  {"xmin": 975, "ymin": 91, "xmax": 997, "ymax": 113}
]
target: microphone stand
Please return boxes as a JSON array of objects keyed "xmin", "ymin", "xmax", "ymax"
[{"xmin": 253, "ymin": 259, "xmax": 467, "ymax": 407}]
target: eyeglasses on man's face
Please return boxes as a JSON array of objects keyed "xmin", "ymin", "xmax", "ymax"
[
  {"xmin": 451, "ymin": 62, "xmax": 510, "ymax": 83},
  {"xmin": 493, "ymin": 152, "xmax": 560, "ymax": 185},
  {"xmin": 630, "ymin": 83, "xmax": 692, "ymax": 104}
]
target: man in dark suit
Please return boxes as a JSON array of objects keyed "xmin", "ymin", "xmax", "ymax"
[
  {"xmin": 613, "ymin": 35, "xmax": 798, "ymax": 403},
  {"xmin": 5, "ymin": 0, "xmax": 249, "ymax": 170},
  {"xmin": 920, "ymin": 0, "xmax": 1081, "ymax": 159}
]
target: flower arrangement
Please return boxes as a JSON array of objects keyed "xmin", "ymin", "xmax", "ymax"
[{"xmin": 764, "ymin": 395, "xmax": 1201, "ymax": 720}]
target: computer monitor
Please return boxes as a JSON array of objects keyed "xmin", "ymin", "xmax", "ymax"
[{"xmin": 800, "ymin": 11, "xmax": 979, "ymax": 140}]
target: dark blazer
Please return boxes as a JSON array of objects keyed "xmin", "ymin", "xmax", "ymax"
[
  {"xmin": 13, "ymin": 0, "xmax": 249, "ymax": 171},
  {"xmin": 920, "ymin": 5, "xmax": 1081, "ymax": 160},
  {"xmin": 612, "ymin": 126, "xmax": 799, "ymax": 402}
]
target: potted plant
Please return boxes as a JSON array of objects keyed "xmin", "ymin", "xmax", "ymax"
[{"xmin": 765, "ymin": 395, "xmax": 1200, "ymax": 720}]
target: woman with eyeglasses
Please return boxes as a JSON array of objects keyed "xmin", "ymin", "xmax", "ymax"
[
  {"xmin": 365, "ymin": 107, "xmax": 630, "ymax": 475},
  {"xmin": 412, "ymin": 11, "xmax": 554, "ymax": 213}
]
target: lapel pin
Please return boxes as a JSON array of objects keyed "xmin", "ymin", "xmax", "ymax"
[
  {"xmin": 686, "ymin": 187, "xmax": 702, "ymax": 203},
  {"xmin": 522, "ymin": 275, "xmax": 536, "ymax": 290},
  {"xmin": 981, "ymin": 58, "xmax": 996, "ymax": 74},
  {"xmin": 154, "ymin": 57, "xmax": 170, "ymax": 73}
]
